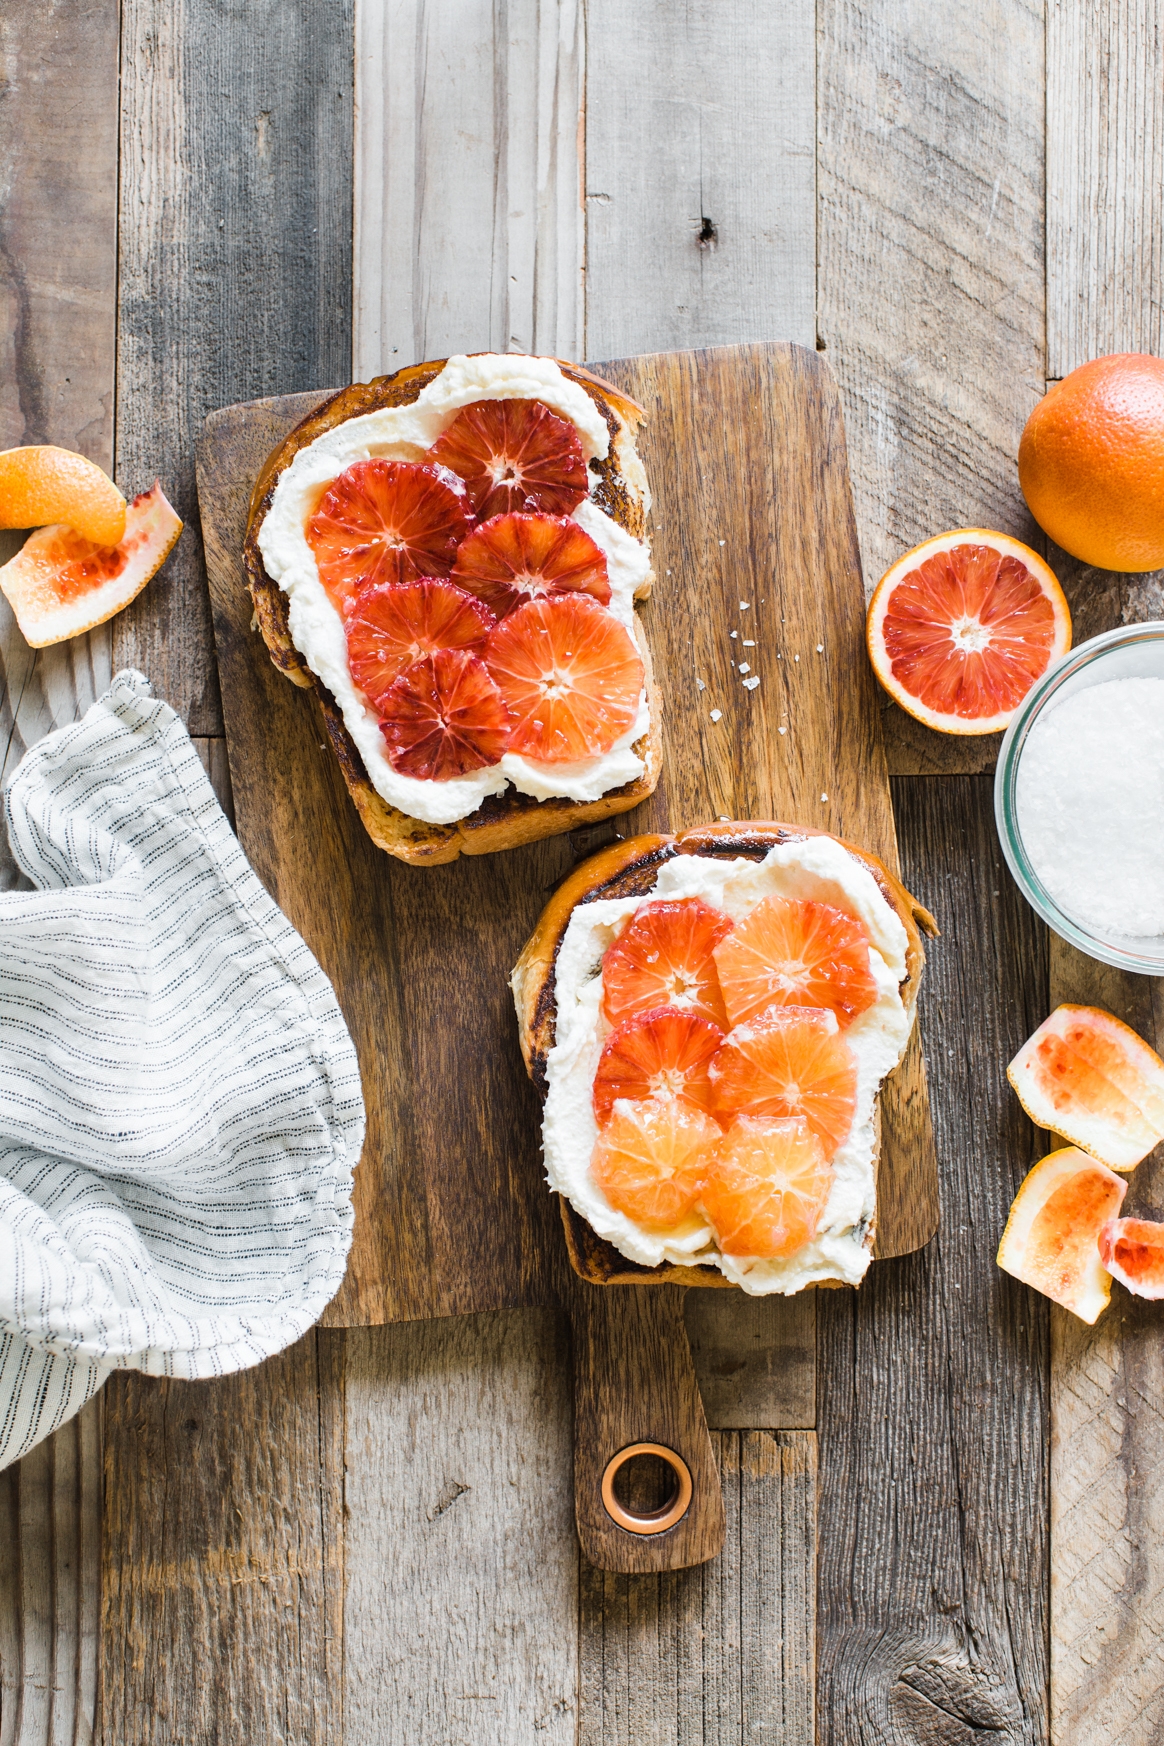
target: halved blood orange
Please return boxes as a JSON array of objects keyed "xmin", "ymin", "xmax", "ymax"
[
  {"xmin": 1008, "ymin": 1004, "xmax": 1164, "ymax": 1171},
  {"xmin": 997, "ymin": 1147, "xmax": 1127, "ymax": 1323},
  {"xmin": 428, "ymin": 399, "xmax": 588, "ymax": 519},
  {"xmin": 378, "ymin": 649, "xmax": 509, "ymax": 781},
  {"xmin": 0, "ymin": 444, "xmax": 126, "ymax": 546},
  {"xmin": 866, "ymin": 530, "xmax": 1071, "ymax": 734},
  {"xmin": 306, "ymin": 460, "xmax": 471, "ymax": 611},
  {"xmin": 592, "ymin": 1007, "xmax": 724, "ymax": 1125},
  {"xmin": 700, "ymin": 1115, "xmax": 833, "ymax": 1259},
  {"xmin": 601, "ymin": 897, "xmax": 733, "ymax": 1029},
  {"xmin": 1098, "ymin": 1218, "xmax": 1164, "ymax": 1300},
  {"xmin": 591, "ymin": 1096, "xmax": 721, "ymax": 1231},
  {"xmin": 712, "ymin": 895, "xmax": 877, "ymax": 1030},
  {"xmin": 484, "ymin": 594, "xmax": 643, "ymax": 763},
  {"xmin": 451, "ymin": 512, "xmax": 610, "ymax": 618},
  {"xmin": 709, "ymin": 1007, "xmax": 858, "ymax": 1157},
  {"xmin": 0, "ymin": 482, "xmax": 181, "ymax": 648},
  {"xmin": 345, "ymin": 579, "xmax": 494, "ymax": 709}
]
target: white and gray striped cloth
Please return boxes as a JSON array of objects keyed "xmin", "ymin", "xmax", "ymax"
[{"xmin": 0, "ymin": 670, "xmax": 363, "ymax": 1468}]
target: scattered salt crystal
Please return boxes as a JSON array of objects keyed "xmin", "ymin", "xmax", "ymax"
[
  {"xmin": 739, "ymin": 662, "xmax": 750, "ymax": 674},
  {"xmin": 740, "ymin": 601, "xmax": 750, "ymax": 611},
  {"xmin": 743, "ymin": 676, "xmax": 760, "ymax": 691},
  {"xmin": 719, "ymin": 815, "xmax": 730, "ymax": 822},
  {"xmin": 730, "ymin": 630, "xmax": 738, "ymax": 639},
  {"xmin": 816, "ymin": 644, "xmax": 824, "ymax": 653},
  {"xmin": 794, "ymin": 654, "xmax": 800, "ymax": 662},
  {"xmin": 719, "ymin": 539, "xmax": 726, "ymax": 546},
  {"xmin": 778, "ymin": 725, "xmax": 788, "ymax": 735},
  {"xmin": 821, "ymin": 792, "xmax": 829, "ymax": 802},
  {"xmin": 709, "ymin": 708, "xmax": 723, "ymax": 723},
  {"xmin": 697, "ymin": 678, "xmax": 706, "ymax": 690},
  {"xmin": 1017, "ymin": 676, "xmax": 1164, "ymax": 937},
  {"xmin": 743, "ymin": 640, "xmax": 755, "ymax": 647}
]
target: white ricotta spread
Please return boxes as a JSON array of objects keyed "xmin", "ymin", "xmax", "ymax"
[
  {"xmin": 537, "ymin": 838, "xmax": 914, "ymax": 1295},
  {"xmin": 256, "ymin": 354, "xmax": 652, "ymax": 826}
]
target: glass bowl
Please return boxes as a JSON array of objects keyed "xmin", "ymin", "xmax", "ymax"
[{"xmin": 994, "ymin": 621, "xmax": 1164, "ymax": 974}]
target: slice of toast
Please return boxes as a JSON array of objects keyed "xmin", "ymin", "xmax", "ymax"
[
  {"xmin": 242, "ymin": 357, "xmax": 662, "ymax": 865},
  {"xmin": 511, "ymin": 821, "xmax": 938, "ymax": 1287}
]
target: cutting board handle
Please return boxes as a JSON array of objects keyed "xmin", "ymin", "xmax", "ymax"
[{"xmin": 568, "ymin": 1283, "xmax": 725, "ymax": 1572}]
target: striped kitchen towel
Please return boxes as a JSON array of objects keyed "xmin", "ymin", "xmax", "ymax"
[{"xmin": 0, "ymin": 671, "xmax": 363, "ymax": 1468}]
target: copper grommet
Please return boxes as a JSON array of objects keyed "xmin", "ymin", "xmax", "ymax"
[{"xmin": 600, "ymin": 1442, "xmax": 693, "ymax": 1535}]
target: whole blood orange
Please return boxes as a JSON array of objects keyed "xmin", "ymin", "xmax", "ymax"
[
  {"xmin": 1018, "ymin": 354, "xmax": 1164, "ymax": 572},
  {"xmin": 867, "ymin": 531, "xmax": 1071, "ymax": 734},
  {"xmin": 997, "ymin": 1146, "xmax": 1126, "ymax": 1323}
]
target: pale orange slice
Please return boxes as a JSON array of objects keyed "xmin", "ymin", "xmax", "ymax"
[
  {"xmin": 0, "ymin": 445, "xmax": 126, "ymax": 547},
  {"xmin": 591, "ymin": 1096, "xmax": 721, "ymax": 1231},
  {"xmin": 996, "ymin": 1146, "xmax": 1126, "ymax": 1322},
  {"xmin": 1007, "ymin": 1004, "xmax": 1164, "ymax": 1171},
  {"xmin": 700, "ymin": 1115, "xmax": 833, "ymax": 1259}
]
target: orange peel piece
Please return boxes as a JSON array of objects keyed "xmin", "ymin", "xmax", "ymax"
[
  {"xmin": 1098, "ymin": 1218, "xmax": 1164, "ymax": 1300},
  {"xmin": 997, "ymin": 1146, "xmax": 1126, "ymax": 1323},
  {"xmin": 1007, "ymin": 1004, "xmax": 1164, "ymax": 1171},
  {"xmin": 0, "ymin": 445, "xmax": 127, "ymax": 547}
]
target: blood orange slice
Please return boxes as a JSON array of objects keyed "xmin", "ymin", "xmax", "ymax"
[
  {"xmin": 306, "ymin": 460, "xmax": 470, "ymax": 610},
  {"xmin": 709, "ymin": 1007, "xmax": 858, "ymax": 1157},
  {"xmin": 1098, "ymin": 1218, "xmax": 1164, "ymax": 1300},
  {"xmin": 997, "ymin": 1147, "xmax": 1126, "ymax": 1323},
  {"xmin": 592, "ymin": 1007, "xmax": 724, "ymax": 1125},
  {"xmin": 378, "ymin": 649, "xmax": 509, "ymax": 781},
  {"xmin": 591, "ymin": 1097, "xmax": 721, "ymax": 1231},
  {"xmin": 451, "ymin": 512, "xmax": 611, "ymax": 618},
  {"xmin": 0, "ymin": 482, "xmax": 182, "ymax": 648},
  {"xmin": 428, "ymin": 399, "xmax": 588, "ymax": 518},
  {"xmin": 701, "ymin": 1116, "xmax": 833, "ymax": 1259},
  {"xmin": 712, "ymin": 895, "xmax": 877, "ymax": 1029},
  {"xmin": 602, "ymin": 897, "xmax": 733, "ymax": 1029},
  {"xmin": 866, "ymin": 530, "xmax": 1071, "ymax": 734},
  {"xmin": 485, "ymin": 594, "xmax": 643, "ymax": 763},
  {"xmin": 1007, "ymin": 1004, "xmax": 1164, "ymax": 1171},
  {"xmin": 345, "ymin": 579, "xmax": 494, "ymax": 709},
  {"xmin": 0, "ymin": 444, "xmax": 126, "ymax": 546}
]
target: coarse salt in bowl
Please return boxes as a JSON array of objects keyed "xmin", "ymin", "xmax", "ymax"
[{"xmin": 995, "ymin": 622, "xmax": 1164, "ymax": 974}]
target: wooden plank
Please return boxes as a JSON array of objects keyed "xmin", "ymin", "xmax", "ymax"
[
  {"xmin": 342, "ymin": 1311, "xmax": 578, "ymax": 1744},
  {"xmin": 113, "ymin": 0, "xmax": 354, "ymax": 731},
  {"xmin": 683, "ymin": 1293, "xmax": 815, "ymax": 1431},
  {"xmin": 816, "ymin": 775, "xmax": 1050, "ymax": 1741},
  {"xmin": 354, "ymin": 0, "xmax": 585, "ymax": 376},
  {"xmin": 1047, "ymin": 0, "xmax": 1164, "ymax": 379},
  {"xmin": 584, "ymin": 2, "xmax": 816, "ymax": 358},
  {"xmin": 818, "ymin": 0, "xmax": 1047, "ymax": 779},
  {"xmin": 578, "ymin": 1431, "xmax": 816, "ymax": 1744}
]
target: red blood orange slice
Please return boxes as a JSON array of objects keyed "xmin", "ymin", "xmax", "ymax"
[
  {"xmin": 591, "ymin": 1097, "xmax": 721, "ymax": 1231},
  {"xmin": 0, "ymin": 444, "xmax": 126, "ymax": 546},
  {"xmin": 485, "ymin": 594, "xmax": 643, "ymax": 763},
  {"xmin": 378, "ymin": 648, "xmax": 509, "ymax": 781},
  {"xmin": 451, "ymin": 512, "xmax": 611, "ymax": 618},
  {"xmin": 592, "ymin": 1007, "xmax": 724, "ymax": 1125},
  {"xmin": 306, "ymin": 460, "xmax": 471, "ymax": 611},
  {"xmin": 345, "ymin": 579, "xmax": 494, "ymax": 709},
  {"xmin": 0, "ymin": 482, "xmax": 182, "ymax": 649},
  {"xmin": 602, "ymin": 897, "xmax": 733, "ymax": 1029},
  {"xmin": 709, "ymin": 1007, "xmax": 858, "ymax": 1157},
  {"xmin": 700, "ymin": 1115, "xmax": 833, "ymax": 1259},
  {"xmin": 866, "ymin": 530, "xmax": 1071, "ymax": 734},
  {"xmin": 1098, "ymin": 1218, "xmax": 1164, "ymax": 1300},
  {"xmin": 712, "ymin": 895, "xmax": 877, "ymax": 1030},
  {"xmin": 1007, "ymin": 1004, "xmax": 1164, "ymax": 1171},
  {"xmin": 428, "ymin": 399, "xmax": 588, "ymax": 518},
  {"xmin": 997, "ymin": 1147, "xmax": 1126, "ymax": 1323}
]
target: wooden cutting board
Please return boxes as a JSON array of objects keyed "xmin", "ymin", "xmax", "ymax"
[{"xmin": 196, "ymin": 341, "xmax": 939, "ymax": 1575}]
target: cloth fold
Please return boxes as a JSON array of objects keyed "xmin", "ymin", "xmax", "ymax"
[{"xmin": 0, "ymin": 671, "xmax": 362, "ymax": 1468}]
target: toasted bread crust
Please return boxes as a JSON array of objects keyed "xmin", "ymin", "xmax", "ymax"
[
  {"xmin": 510, "ymin": 821, "xmax": 938, "ymax": 1286},
  {"xmin": 242, "ymin": 357, "xmax": 660, "ymax": 864}
]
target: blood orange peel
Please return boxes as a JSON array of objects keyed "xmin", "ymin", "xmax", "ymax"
[
  {"xmin": 451, "ymin": 512, "xmax": 610, "ymax": 618},
  {"xmin": 601, "ymin": 897, "xmax": 733, "ymax": 1029},
  {"xmin": 428, "ymin": 398, "xmax": 589, "ymax": 519},
  {"xmin": 485, "ymin": 593, "xmax": 643, "ymax": 764},
  {"xmin": 591, "ymin": 1097, "xmax": 720, "ymax": 1231},
  {"xmin": 306, "ymin": 459, "xmax": 471, "ymax": 611},
  {"xmin": 1098, "ymin": 1218, "xmax": 1164, "ymax": 1300},
  {"xmin": 867, "ymin": 530, "xmax": 1071, "ymax": 734},
  {"xmin": 345, "ymin": 579, "xmax": 494, "ymax": 709},
  {"xmin": 1007, "ymin": 1004, "xmax": 1164, "ymax": 1171},
  {"xmin": 0, "ymin": 483, "xmax": 182, "ymax": 648},
  {"xmin": 592, "ymin": 1007, "xmax": 724, "ymax": 1125},
  {"xmin": 997, "ymin": 1147, "xmax": 1126, "ymax": 1323},
  {"xmin": 700, "ymin": 1115, "xmax": 833, "ymax": 1259},
  {"xmin": 378, "ymin": 648, "xmax": 509, "ymax": 781},
  {"xmin": 0, "ymin": 445, "xmax": 126, "ymax": 547}
]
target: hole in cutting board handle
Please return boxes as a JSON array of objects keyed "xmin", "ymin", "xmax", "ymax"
[{"xmin": 600, "ymin": 1443, "xmax": 693, "ymax": 1535}]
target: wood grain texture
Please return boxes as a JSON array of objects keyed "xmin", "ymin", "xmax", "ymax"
[
  {"xmin": 817, "ymin": 776, "xmax": 1050, "ymax": 1744},
  {"xmin": 1048, "ymin": 0, "xmax": 1164, "ymax": 378},
  {"xmin": 113, "ymin": 0, "xmax": 353, "ymax": 732},
  {"xmin": 683, "ymin": 1292, "xmax": 815, "ymax": 1431},
  {"xmin": 579, "ymin": 1431, "xmax": 815, "ymax": 1745},
  {"xmin": 101, "ymin": 1331, "xmax": 344, "ymax": 1746},
  {"xmin": 342, "ymin": 1312, "xmax": 577, "ymax": 1743},
  {"xmin": 818, "ymin": 0, "xmax": 1046, "ymax": 779},
  {"xmin": 354, "ymin": 0, "xmax": 584, "ymax": 376},
  {"xmin": 583, "ymin": 2, "xmax": 815, "ymax": 358},
  {"xmin": 1047, "ymin": 949, "xmax": 1164, "ymax": 1746}
]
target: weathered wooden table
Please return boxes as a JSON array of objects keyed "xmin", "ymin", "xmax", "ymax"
[{"xmin": 1, "ymin": 3, "xmax": 1161, "ymax": 1740}]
